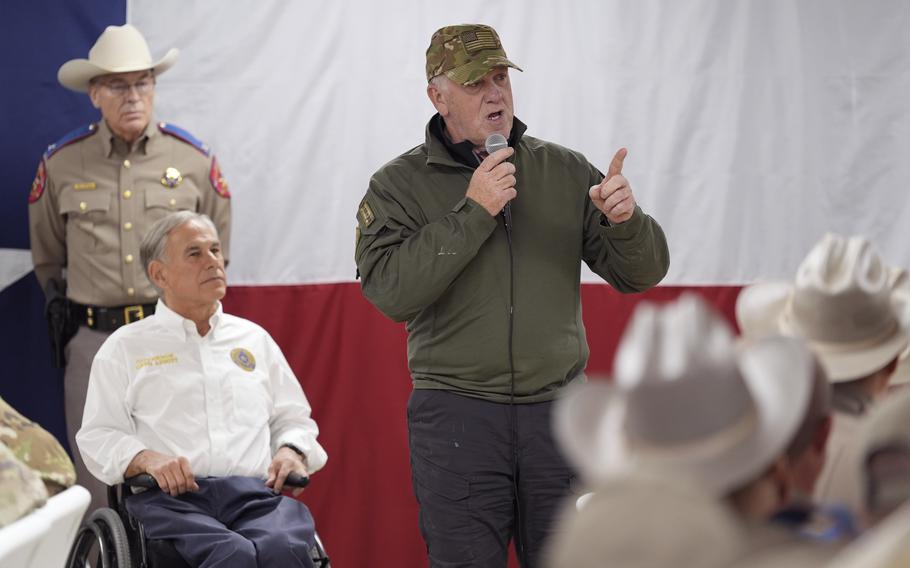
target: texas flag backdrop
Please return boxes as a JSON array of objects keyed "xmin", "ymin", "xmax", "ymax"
[{"xmin": 3, "ymin": 1, "xmax": 910, "ymax": 566}]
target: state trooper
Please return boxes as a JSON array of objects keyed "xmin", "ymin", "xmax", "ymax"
[{"xmin": 28, "ymin": 24, "xmax": 231, "ymax": 512}]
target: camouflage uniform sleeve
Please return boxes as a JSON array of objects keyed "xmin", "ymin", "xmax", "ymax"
[
  {"xmin": 27, "ymin": 158, "xmax": 66, "ymax": 292},
  {"xmin": 198, "ymin": 153, "xmax": 232, "ymax": 263},
  {"xmin": 581, "ymin": 164, "xmax": 670, "ymax": 293},
  {"xmin": 354, "ymin": 171, "xmax": 497, "ymax": 322},
  {"xmin": 0, "ymin": 442, "xmax": 48, "ymax": 527},
  {"xmin": 0, "ymin": 397, "xmax": 75, "ymax": 494}
]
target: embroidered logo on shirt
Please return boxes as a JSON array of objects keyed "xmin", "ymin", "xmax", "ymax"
[
  {"xmin": 135, "ymin": 353, "xmax": 178, "ymax": 370},
  {"xmin": 357, "ymin": 200, "xmax": 375, "ymax": 228},
  {"xmin": 28, "ymin": 160, "xmax": 47, "ymax": 204},
  {"xmin": 209, "ymin": 157, "xmax": 231, "ymax": 198},
  {"xmin": 231, "ymin": 348, "xmax": 256, "ymax": 372}
]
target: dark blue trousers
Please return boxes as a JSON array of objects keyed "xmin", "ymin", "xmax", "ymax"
[
  {"xmin": 407, "ymin": 389, "xmax": 576, "ymax": 568},
  {"xmin": 125, "ymin": 476, "xmax": 316, "ymax": 568}
]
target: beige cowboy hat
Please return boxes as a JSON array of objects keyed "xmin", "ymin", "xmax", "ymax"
[
  {"xmin": 736, "ymin": 234, "xmax": 909, "ymax": 383},
  {"xmin": 554, "ymin": 294, "xmax": 813, "ymax": 496},
  {"xmin": 546, "ymin": 474, "xmax": 746, "ymax": 568},
  {"xmin": 58, "ymin": 24, "xmax": 178, "ymax": 92}
]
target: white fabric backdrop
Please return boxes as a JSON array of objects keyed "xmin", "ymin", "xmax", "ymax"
[{"xmin": 130, "ymin": 0, "xmax": 910, "ymax": 286}]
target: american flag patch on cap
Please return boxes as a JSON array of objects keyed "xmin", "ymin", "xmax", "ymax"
[{"xmin": 461, "ymin": 29, "xmax": 500, "ymax": 53}]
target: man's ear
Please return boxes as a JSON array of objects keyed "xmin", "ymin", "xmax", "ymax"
[
  {"xmin": 148, "ymin": 259, "xmax": 166, "ymax": 291},
  {"xmin": 427, "ymin": 83, "xmax": 448, "ymax": 117},
  {"xmin": 88, "ymin": 84, "xmax": 103, "ymax": 110}
]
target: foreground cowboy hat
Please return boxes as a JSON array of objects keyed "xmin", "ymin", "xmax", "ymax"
[
  {"xmin": 554, "ymin": 294, "xmax": 813, "ymax": 496},
  {"xmin": 736, "ymin": 234, "xmax": 909, "ymax": 383},
  {"xmin": 58, "ymin": 24, "xmax": 178, "ymax": 92}
]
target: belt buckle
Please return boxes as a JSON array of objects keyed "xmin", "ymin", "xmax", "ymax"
[{"xmin": 123, "ymin": 305, "xmax": 145, "ymax": 324}]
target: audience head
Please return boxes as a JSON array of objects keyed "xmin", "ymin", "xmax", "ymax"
[
  {"xmin": 141, "ymin": 212, "xmax": 225, "ymax": 312},
  {"xmin": 555, "ymin": 294, "xmax": 814, "ymax": 520},
  {"xmin": 737, "ymin": 234, "xmax": 908, "ymax": 402}
]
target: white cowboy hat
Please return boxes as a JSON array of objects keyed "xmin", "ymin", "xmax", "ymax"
[
  {"xmin": 736, "ymin": 234, "xmax": 909, "ymax": 383},
  {"xmin": 57, "ymin": 24, "xmax": 178, "ymax": 92},
  {"xmin": 554, "ymin": 294, "xmax": 813, "ymax": 496},
  {"xmin": 547, "ymin": 474, "xmax": 746, "ymax": 568}
]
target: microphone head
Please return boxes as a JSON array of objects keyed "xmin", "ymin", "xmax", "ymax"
[{"xmin": 484, "ymin": 133, "xmax": 509, "ymax": 155}]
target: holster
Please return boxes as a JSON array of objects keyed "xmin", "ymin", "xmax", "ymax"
[{"xmin": 44, "ymin": 279, "xmax": 78, "ymax": 368}]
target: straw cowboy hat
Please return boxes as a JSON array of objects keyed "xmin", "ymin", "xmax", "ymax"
[
  {"xmin": 57, "ymin": 24, "xmax": 178, "ymax": 92},
  {"xmin": 546, "ymin": 474, "xmax": 746, "ymax": 568},
  {"xmin": 554, "ymin": 294, "xmax": 813, "ymax": 496},
  {"xmin": 736, "ymin": 234, "xmax": 909, "ymax": 383}
]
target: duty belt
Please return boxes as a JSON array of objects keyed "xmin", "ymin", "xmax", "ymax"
[{"xmin": 69, "ymin": 302, "xmax": 157, "ymax": 332}]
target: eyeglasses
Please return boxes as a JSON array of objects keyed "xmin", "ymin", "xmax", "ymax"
[{"xmin": 100, "ymin": 78, "xmax": 156, "ymax": 97}]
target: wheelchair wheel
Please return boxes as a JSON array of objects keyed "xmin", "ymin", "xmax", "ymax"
[
  {"xmin": 66, "ymin": 507, "xmax": 132, "ymax": 568},
  {"xmin": 311, "ymin": 532, "xmax": 331, "ymax": 567}
]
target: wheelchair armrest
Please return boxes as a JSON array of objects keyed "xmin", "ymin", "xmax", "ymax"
[
  {"xmin": 124, "ymin": 472, "xmax": 309, "ymax": 489},
  {"xmin": 286, "ymin": 472, "xmax": 310, "ymax": 488},
  {"xmin": 124, "ymin": 473, "xmax": 158, "ymax": 489}
]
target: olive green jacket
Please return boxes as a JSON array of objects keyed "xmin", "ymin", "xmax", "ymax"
[{"xmin": 355, "ymin": 117, "xmax": 669, "ymax": 403}]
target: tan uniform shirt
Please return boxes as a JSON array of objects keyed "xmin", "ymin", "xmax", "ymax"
[
  {"xmin": 28, "ymin": 119, "xmax": 231, "ymax": 306},
  {"xmin": 734, "ymin": 523, "xmax": 842, "ymax": 567},
  {"xmin": 814, "ymin": 410, "xmax": 865, "ymax": 514}
]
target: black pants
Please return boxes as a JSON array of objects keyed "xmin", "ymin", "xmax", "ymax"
[
  {"xmin": 125, "ymin": 476, "xmax": 316, "ymax": 568},
  {"xmin": 407, "ymin": 389, "xmax": 575, "ymax": 568}
]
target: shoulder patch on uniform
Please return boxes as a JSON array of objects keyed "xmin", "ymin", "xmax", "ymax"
[
  {"xmin": 209, "ymin": 156, "xmax": 230, "ymax": 198},
  {"xmin": 43, "ymin": 123, "xmax": 98, "ymax": 160},
  {"xmin": 358, "ymin": 199, "xmax": 376, "ymax": 228},
  {"xmin": 158, "ymin": 122, "xmax": 211, "ymax": 156},
  {"xmin": 28, "ymin": 160, "xmax": 47, "ymax": 204}
]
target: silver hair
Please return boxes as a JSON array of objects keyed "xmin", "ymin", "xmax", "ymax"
[
  {"xmin": 140, "ymin": 211, "xmax": 217, "ymax": 290},
  {"xmin": 429, "ymin": 75, "xmax": 451, "ymax": 92}
]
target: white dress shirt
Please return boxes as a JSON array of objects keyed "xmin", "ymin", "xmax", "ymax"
[{"xmin": 77, "ymin": 299, "xmax": 328, "ymax": 485}]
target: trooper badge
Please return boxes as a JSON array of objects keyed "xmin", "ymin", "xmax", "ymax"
[{"xmin": 161, "ymin": 167, "xmax": 183, "ymax": 188}]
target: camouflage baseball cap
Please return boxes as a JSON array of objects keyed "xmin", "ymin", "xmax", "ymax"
[{"xmin": 426, "ymin": 24, "xmax": 523, "ymax": 86}]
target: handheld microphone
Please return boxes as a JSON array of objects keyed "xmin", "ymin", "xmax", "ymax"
[
  {"xmin": 484, "ymin": 133, "xmax": 513, "ymax": 230},
  {"xmin": 484, "ymin": 133, "xmax": 508, "ymax": 154}
]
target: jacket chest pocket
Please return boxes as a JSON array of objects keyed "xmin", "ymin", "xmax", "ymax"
[
  {"xmin": 145, "ymin": 187, "xmax": 198, "ymax": 213},
  {"xmin": 60, "ymin": 190, "xmax": 113, "ymax": 250}
]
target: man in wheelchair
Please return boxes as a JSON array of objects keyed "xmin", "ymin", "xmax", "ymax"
[{"xmin": 75, "ymin": 211, "xmax": 328, "ymax": 567}]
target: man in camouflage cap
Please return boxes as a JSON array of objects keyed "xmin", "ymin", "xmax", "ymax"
[
  {"xmin": 28, "ymin": 24, "xmax": 232, "ymax": 514},
  {"xmin": 355, "ymin": 23, "xmax": 669, "ymax": 567},
  {"xmin": 425, "ymin": 24, "xmax": 523, "ymax": 87}
]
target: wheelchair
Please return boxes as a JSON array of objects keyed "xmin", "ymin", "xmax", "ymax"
[{"xmin": 65, "ymin": 473, "xmax": 330, "ymax": 567}]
